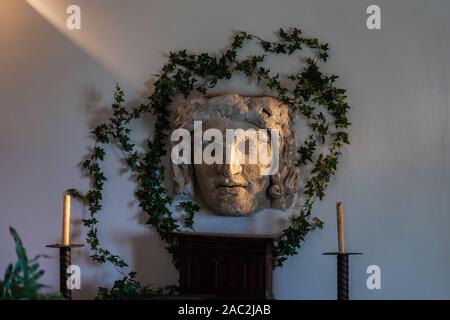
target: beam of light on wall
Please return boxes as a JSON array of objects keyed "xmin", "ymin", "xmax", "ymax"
[{"xmin": 25, "ymin": 0, "xmax": 138, "ymax": 85}]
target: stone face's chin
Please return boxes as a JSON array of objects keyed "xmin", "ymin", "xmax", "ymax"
[
  {"xmin": 205, "ymin": 187, "xmax": 260, "ymax": 216},
  {"xmin": 216, "ymin": 186, "xmax": 246, "ymax": 196},
  {"xmin": 211, "ymin": 203, "xmax": 257, "ymax": 216}
]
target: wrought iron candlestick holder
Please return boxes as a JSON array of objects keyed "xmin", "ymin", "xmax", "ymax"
[
  {"xmin": 46, "ymin": 243, "xmax": 84, "ymax": 300},
  {"xmin": 323, "ymin": 252, "xmax": 362, "ymax": 300}
]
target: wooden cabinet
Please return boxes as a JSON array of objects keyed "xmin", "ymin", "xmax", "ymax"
[{"xmin": 173, "ymin": 232, "xmax": 280, "ymax": 299}]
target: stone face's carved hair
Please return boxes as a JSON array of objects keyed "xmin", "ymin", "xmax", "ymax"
[{"xmin": 172, "ymin": 94, "xmax": 299, "ymax": 209}]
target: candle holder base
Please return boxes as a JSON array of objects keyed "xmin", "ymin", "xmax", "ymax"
[
  {"xmin": 46, "ymin": 243, "xmax": 84, "ymax": 300},
  {"xmin": 323, "ymin": 252, "xmax": 363, "ymax": 300}
]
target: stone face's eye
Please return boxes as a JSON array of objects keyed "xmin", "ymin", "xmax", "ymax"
[{"xmin": 261, "ymin": 108, "xmax": 271, "ymax": 120}]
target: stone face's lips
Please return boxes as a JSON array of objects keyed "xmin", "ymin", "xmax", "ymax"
[
  {"xmin": 216, "ymin": 186, "xmax": 246, "ymax": 195},
  {"xmin": 219, "ymin": 184, "xmax": 245, "ymax": 187},
  {"xmin": 216, "ymin": 177, "xmax": 248, "ymax": 187},
  {"xmin": 217, "ymin": 181, "xmax": 247, "ymax": 187}
]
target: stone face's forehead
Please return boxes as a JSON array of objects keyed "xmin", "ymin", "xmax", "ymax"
[
  {"xmin": 201, "ymin": 118, "xmax": 260, "ymax": 130},
  {"xmin": 175, "ymin": 94, "xmax": 290, "ymax": 133}
]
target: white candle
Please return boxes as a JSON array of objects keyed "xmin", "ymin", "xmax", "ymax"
[
  {"xmin": 337, "ymin": 202, "xmax": 345, "ymax": 254},
  {"xmin": 62, "ymin": 194, "xmax": 71, "ymax": 246}
]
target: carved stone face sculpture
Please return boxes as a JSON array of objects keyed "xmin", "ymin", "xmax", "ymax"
[
  {"xmin": 172, "ymin": 94, "xmax": 298, "ymax": 216},
  {"xmin": 193, "ymin": 118, "xmax": 271, "ymax": 215}
]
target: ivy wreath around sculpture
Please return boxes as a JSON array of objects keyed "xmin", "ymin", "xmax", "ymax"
[{"xmin": 67, "ymin": 27, "xmax": 350, "ymax": 298}]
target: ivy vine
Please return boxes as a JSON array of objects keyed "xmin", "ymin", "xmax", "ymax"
[{"xmin": 68, "ymin": 27, "xmax": 350, "ymax": 294}]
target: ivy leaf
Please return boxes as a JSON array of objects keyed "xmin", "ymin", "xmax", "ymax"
[
  {"xmin": 179, "ymin": 201, "xmax": 199, "ymax": 230},
  {"xmin": 93, "ymin": 147, "xmax": 105, "ymax": 161}
]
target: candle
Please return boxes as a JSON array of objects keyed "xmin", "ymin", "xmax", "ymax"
[
  {"xmin": 336, "ymin": 201, "xmax": 345, "ymax": 254},
  {"xmin": 61, "ymin": 194, "xmax": 71, "ymax": 246}
]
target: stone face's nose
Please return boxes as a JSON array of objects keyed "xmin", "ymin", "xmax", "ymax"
[
  {"xmin": 222, "ymin": 140, "xmax": 243, "ymax": 176},
  {"xmin": 222, "ymin": 162, "xmax": 242, "ymax": 177}
]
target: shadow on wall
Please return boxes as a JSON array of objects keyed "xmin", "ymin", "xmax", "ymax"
[
  {"xmin": 130, "ymin": 233, "xmax": 179, "ymax": 288},
  {"xmin": 77, "ymin": 79, "xmax": 180, "ymax": 295}
]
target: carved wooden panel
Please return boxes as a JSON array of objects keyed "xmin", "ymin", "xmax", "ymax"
[{"xmin": 174, "ymin": 232, "xmax": 279, "ymax": 299}]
